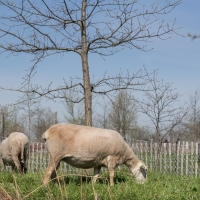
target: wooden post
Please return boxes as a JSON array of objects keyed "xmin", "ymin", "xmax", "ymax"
[
  {"xmin": 150, "ymin": 139, "xmax": 153, "ymax": 170},
  {"xmin": 180, "ymin": 141, "xmax": 184, "ymax": 176},
  {"xmin": 35, "ymin": 143, "xmax": 39, "ymax": 172},
  {"xmin": 175, "ymin": 139, "xmax": 180, "ymax": 174},
  {"xmin": 169, "ymin": 143, "xmax": 172, "ymax": 174},
  {"xmin": 140, "ymin": 142, "xmax": 143, "ymax": 161},
  {"xmin": 154, "ymin": 143, "xmax": 157, "ymax": 170},
  {"xmin": 39, "ymin": 142, "xmax": 43, "ymax": 170},
  {"xmin": 195, "ymin": 142, "xmax": 198, "ymax": 177},
  {"xmin": 145, "ymin": 142, "xmax": 148, "ymax": 169},
  {"xmin": 135, "ymin": 142, "xmax": 139, "ymax": 159},
  {"xmin": 159, "ymin": 143, "xmax": 162, "ymax": 173},
  {"xmin": 30, "ymin": 142, "xmax": 34, "ymax": 173},
  {"xmin": 164, "ymin": 143, "xmax": 166, "ymax": 173},
  {"xmin": 43, "ymin": 143, "xmax": 48, "ymax": 170},
  {"xmin": 185, "ymin": 142, "xmax": 189, "ymax": 176},
  {"xmin": 190, "ymin": 142, "xmax": 194, "ymax": 176}
]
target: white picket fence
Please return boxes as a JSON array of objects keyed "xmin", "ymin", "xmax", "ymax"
[
  {"xmin": 2, "ymin": 140, "xmax": 200, "ymax": 177},
  {"xmin": 127, "ymin": 139, "xmax": 199, "ymax": 177}
]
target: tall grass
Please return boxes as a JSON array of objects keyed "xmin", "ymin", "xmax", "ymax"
[{"xmin": 0, "ymin": 169, "xmax": 199, "ymax": 200}]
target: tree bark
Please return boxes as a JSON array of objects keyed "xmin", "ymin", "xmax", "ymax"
[{"xmin": 81, "ymin": 0, "xmax": 92, "ymax": 126}]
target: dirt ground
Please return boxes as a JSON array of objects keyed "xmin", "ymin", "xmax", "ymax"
[{"xmin": 0, "ymin": 186, "xmax": 12, "ymax": 200}]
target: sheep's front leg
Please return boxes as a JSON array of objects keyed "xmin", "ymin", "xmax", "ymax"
[
  {"xmin": 107, "ymin": 161, "xmax": 116, "ymax": 186},
  {"xmin": 93, "ymin": 167, "xmax": 101, "ymax": 184},
  {"xmin": 43, "ymin": 157, "xmax": 60, "ymax": 185},
  {"xmin": 12, "ymin": 155, "xmax": 22, "ymax": 174},
  {"xmin": 108, "ymin": 167, "xmax": 115, "ymax": 186},
  {"xmin": 0, "ymin": 156, "xmax": 5, "ymax": 171}
]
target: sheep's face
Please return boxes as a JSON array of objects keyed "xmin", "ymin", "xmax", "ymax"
[{"xmin": 130, "ymin": 161, "xmax": 148, "ymax": 184}]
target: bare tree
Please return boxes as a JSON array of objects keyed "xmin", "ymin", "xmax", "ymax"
[
  {"xmin": 31, "ymin": 107, "xmax": 56, "ymax": 141},
  {"xmin": 93, "ymin": 97, "xmax": 110, "ymax": 129},
  {"xmin": 63, "ymin": 90, "xmax": 85, "ymax": 125},
  {"xmin": 108, "ymin": 90, "xmax": 138, "ymax": 139},
  {"xmin": 136, "ymin": 71, "xmax": 188, "ymax": 168},
  {"xmin": 0, "ymin": 105, "xmax": 25, "ymax": 138},
  {"xmin": 93, "ymin": 95, "xmax": 152, "ymax": 141},
  {"xmin": 0, "ymin": 102, "xmax": 56, "ymax": 141},
  {"xmin": 134, "ymin": 126, "xmax": 153, "ymax": 141},
  {"xmin": 19, "ymin": 95, "xmax": 38, "ymax": 139},
  {"xmin": 0, "ymin": 0, "xmax": 183, "ymax": 126},
  {"xmin": 137, "ymin": 71, "xmax": 187, "ymax": 142},
  {"xmin": 182, "ymin": 89, "xmax": 200, "ymax": 142}
]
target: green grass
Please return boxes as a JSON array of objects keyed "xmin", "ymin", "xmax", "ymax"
[{"xmin": 0, "ymin": 170, "xmax": 200, "ymax": 200}]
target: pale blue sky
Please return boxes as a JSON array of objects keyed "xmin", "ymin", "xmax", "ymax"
[{"xmin": 0, "ymin": 0, "xmax": 200, "ymax": 123}]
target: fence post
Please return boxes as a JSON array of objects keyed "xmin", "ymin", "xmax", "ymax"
[
  {"xmin": 39, "ymin": 142, "xmax": 43, "ymax": 170},
  {"xmin": 159, "ymin": 143, "xmax": 162, "ymax": 173},
  {"xmin": 185, "ymin": 142, "xmax": 189, "ymax": 176},
  {"xmin": 150, "ymin": 139, "xmax": 153, "ymax": 170},
  {"xmin": 190, "ymin": 142, "xmax": 194, "ymax": 176},
  {"xmin": 163, "ymin": 143, "xmax": 166, "ymax": 173},
  {"xmin": 175, "ymin": 139, "xmax": 180, "ymax": 174},
  {"xmin": 145, "ymin": 142, "xmax": 148, "ymax": 169},
  {"xmin": 181, "ymin": 141, "xmax": 184, "ymax": 176},
  {"xmin": 140, "ymin": 141, "xmax": 143, "ymax": 161},
  {"xmin": 195, "ymin": 142, "xmax": 198, "ymax": 177},
  {"xmin": 154, "ymin": 143, "xmax": 157, "ymax": 171},
  {"xmin": 21, "ymin": 138, "xmax": 200, "ymax": 177},
  {"xmin": 169, "ymin": 143, "xmax": 172, "ymax": 174}
]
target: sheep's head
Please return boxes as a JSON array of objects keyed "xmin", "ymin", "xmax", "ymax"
[{"xmin": 130, "ymin": 160, "xmax": 148, "ymax": 184}]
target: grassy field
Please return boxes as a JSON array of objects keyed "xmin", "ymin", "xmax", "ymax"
[{"xmin": 0, "ymin": 169, "xmax": 200, "ymax": 200}]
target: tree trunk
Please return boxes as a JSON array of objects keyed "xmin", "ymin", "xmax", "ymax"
[{"xmin": 81, "ymin": 0, "xmax": 92, "ymax": 127}]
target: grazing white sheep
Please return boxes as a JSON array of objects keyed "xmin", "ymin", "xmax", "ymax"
[
  {"xmin": 0, "ymin": 132, "xmax": 29, "ymax": 173},
  {"xmin": 42, "ymin": 123, "xmax": 147, "ymax": 185}
]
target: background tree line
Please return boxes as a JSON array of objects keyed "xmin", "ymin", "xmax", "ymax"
[
  {"xmin": 0, "ymin": 89, "xmax": 152, "ymax": 141},
  {"xmin": 1, "ymin": 86, "xmax": 200, "ymax": 143},
  {"xmin": 0, "ymin": 101, "xmax": 56, "ymax": 141},
  {"xmin": 61, "ymin": 85, "xmax": 200, "ymax": 143}
]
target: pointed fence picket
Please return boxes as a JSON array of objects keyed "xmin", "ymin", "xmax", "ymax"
[
  {"xmin": 128, "ymin": 139, "xmax": 199, "ymax": 177},
  {"xmin": 0, "ymin": 139, "xmax": 199, "ymax": 177},
  {"xmin": 30, "ymin": 139, "xmax": 199, "ymax": 177}
]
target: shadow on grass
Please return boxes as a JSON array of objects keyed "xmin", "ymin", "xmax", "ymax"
[{"xmin": 62, "ymin": 172, "xmax": 129, "ymax": 185}]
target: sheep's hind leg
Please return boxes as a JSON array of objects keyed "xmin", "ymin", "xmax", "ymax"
[
  {"xmin": 93, "ymin": 166, "xmax": 101, "ymax": 184},
  {"xmin": 43, "ymin": 157, "xmax": 60, "ymax": 185},
  {"xmin": 51, "ymin": 161, "xmax": 61, "ymax": 184}
]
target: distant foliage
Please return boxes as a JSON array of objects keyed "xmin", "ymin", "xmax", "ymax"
[{"xmin": 1, "ymin": 105, "xmax": 25, "ymax": 137}]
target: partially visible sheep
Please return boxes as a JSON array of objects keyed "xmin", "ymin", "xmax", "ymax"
[
  {"xmin": 42, "ymin": 123, "xmax": 147, "ymax": 185},
  {"xmin": 0, "ymin": 132, "xmax": 29, "ymax": 173}
]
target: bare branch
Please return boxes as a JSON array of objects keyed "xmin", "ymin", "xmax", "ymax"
[
  {"xmin": 136, "ymin": 70, "xmax": 188, "ymax": 142},
  {"xmin": 0, "ymin": 0, "xmax": 183, "ymax": 126}
]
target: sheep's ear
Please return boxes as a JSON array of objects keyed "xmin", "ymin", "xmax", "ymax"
[{"xmin": 140, "ymin": 165, "xmax": 147, "ymax": 171}]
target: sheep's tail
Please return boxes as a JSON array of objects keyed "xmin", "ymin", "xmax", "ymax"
[
  {"xmin": 42, "ymin": 130, "xmax": 48, "ymax": 142},
  {"xmin": 21, "ymin": 142, "xmax": 25, "ymax": 160},
  {"xmin": 21, "ymin": 141, "xmax": 29, "ymax": 161}
]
